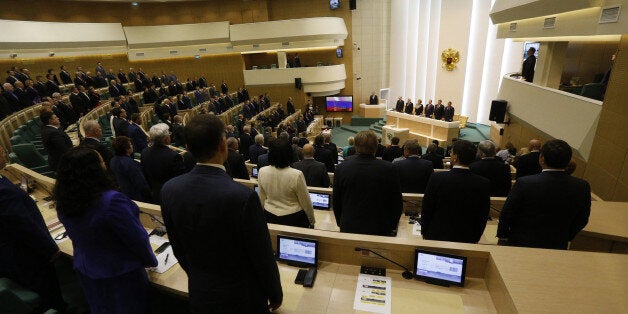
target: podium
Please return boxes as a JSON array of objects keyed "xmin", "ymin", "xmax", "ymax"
[
  {"xmin": 382, "ymin": 125, "xmax": 409, "ymax": 146},
  {"xmin": 359, "ymin": 103, "xmax": 387, "ymax": 118},
  {"xmin": 386, "ymin": 111, "xmax": 459, "ymax": 146}
]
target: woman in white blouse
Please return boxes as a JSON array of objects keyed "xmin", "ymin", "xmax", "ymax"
[{"xmin": 258, "ymin": 138, "xmax": 315, "ymax": 228}]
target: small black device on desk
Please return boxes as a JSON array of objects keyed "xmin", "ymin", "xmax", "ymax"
[{"xmin": 277, "ymin": 235, "xmax": 318, "ymax": 288}]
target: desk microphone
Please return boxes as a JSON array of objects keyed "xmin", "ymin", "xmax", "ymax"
[{"xmin": 354, "ymin": 247, "xmax": 414, "ymax": 280}]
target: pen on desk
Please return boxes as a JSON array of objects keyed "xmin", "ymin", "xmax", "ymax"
[{"xmin": 164, "ymin": 253, "xmax": 169, "ymax": 265}]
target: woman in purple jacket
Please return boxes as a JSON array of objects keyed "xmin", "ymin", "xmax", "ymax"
[{"xmin": 54, "ymin": 147, "xmax": 157, "ymax": 313}]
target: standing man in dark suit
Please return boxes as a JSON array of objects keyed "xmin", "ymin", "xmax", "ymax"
[
  {"xmin": 422, "ymin": 143, "xmax": 444, "ymax": 169},
  {"xmin": 292, "ymin": 144, "xmax": 330, "ymax": 187},
  {"xmin": 0, "ymin": 145, "xmax": 67, "ymax": 313},
  {"xmin": 470, "ymin": 140, "xmax": 511, "ymax": 197},
  {"xmin": 2, "ymin": 83, "xmax": 21, "ymax": 113},
  {"xmin": 117, "ymin": 69, "xmax": 128, "ymax": 84},
  {"xmin": 421, "ymin": 140, "xmax": 490, "ymax": 243},
  {"xmin": 40, "ymin": 110, "xmax": 73, "ymax": 171},
  {"xmin": 497, "ymin": 139, "xmax": 591, "ymax": 249},
  {"xmin": 433, "ymin": 139, "xmax": 445, "ymax": 156},
  {"xmin": 128, "ymin": 113, "xmax": 148, "ymax": 154},
  {"xmin": 369, "ymin": 91, "xmax": 379, "ymax": 105},
  {"xmin": 393, "ymin": 140, "xmax": 433, "ymax": 193},
  {"xmin": 433, "ymin": 99, "xmax": 445, "ymax": 120},
  {"xmin": 170, "ymin": 115, "xmax": 186, "ymax": 148},
  {"xmin": 59, "ymin": 65, "xmax": 72, "ymax": 85},
  {"xmin": 404, "ymin": 98, "xmax": 414, "ymax": 114},
  {"xmin": 382, "ymin": 136, "xmax": 404, "ymax": 162},
  {"xmin": 141, "ymin": 123, "xmax": 187, "ymax": 203},
  {"xmin": 443, "ymin": 101, "xmax": 455, "ymax": 121},
  {"xmin": 514, "ymin": 139, "xmax": 542, "ymax": 179},
  {"xmin": 239, "ymin": 125, "xmax": 254, "ymax": 161},
  {"xmin": 424, "ymin": 99, "xmax": 435, "ymax": 118},
  {"xmin": 286, "ymin": 97, "xmax": 295, "ymax": 115},
  {"xmin": 109, "ymin": 79, "xmax": 121, "ymax": 98},
  {"xmin": 248, "ymin": 134, "xmax": 268, "ymax": 164},
  {"xmin": 79, "ymin": 120, "xmax": 114, "ymax": 169},
  {"xmin": 225, "ymin": 137, "xmax": 250, "ymax": 180},
  {"xmin": 395, "ymin": 96, "xmax": 405, "ymax": 112},
  {"xmin": 69, "ymin": 86, "xmax": 88, "ymax": 118},
  {"xmin": 415, "ymin": 99, "xmax": 424, "ymax": 116},
  {"xmin": 333, "ymin": 130, "xmax": 403, "ymax": 236},
  {"xmin": 521, "ymin": 47, "xmax": 536, "ymax": 82},
  {"xmin": 161, "ymin": 115, "xmax": 283, "ymax": 313},
  {"xmin": 313, "ymin": 134, "xmax": 334, "ymax": 172},
  {"xmin": 220, "ymin": 79, "xmax": 228, "ymax": 94}
]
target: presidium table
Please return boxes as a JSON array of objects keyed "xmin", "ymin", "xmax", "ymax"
[{"xmin": 383, "ymin": 111, "xmax": 459, "ymax": 146}]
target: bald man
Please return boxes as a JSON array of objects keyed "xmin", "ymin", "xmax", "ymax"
[
  {"xmin": 225, "ymin": 137, "xmax": 250, "ymax": 180},
  {"xmin": 292, "ymin": 144, "xmax": 330, "ymax": 187},
  {"xmin": 514, "ymin": 139, "xmax": 542, "ymax": 179}
]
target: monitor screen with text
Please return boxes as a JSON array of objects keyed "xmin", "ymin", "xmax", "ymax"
[
  {"xmin": 277, "ymin": 235, "xmax": 318, "ymax": 267},
  {"xmin": 310, "ymin": 192, "xmax": 330, "ymax": 210},
  {"xmin": 414, "ymin": 249, "xmax": 467, "ymax": 286}
]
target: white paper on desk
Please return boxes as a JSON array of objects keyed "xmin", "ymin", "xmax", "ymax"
[
  {"xmin": 51, "ymin": 229, "xmax": 70, "ymax": 245},
  {"xmin": 149, "ymin": 234, "xmax": 169, "ymax": 246},
  {"xmin": 412, "ymin": 222, "xmax": 422, "ymax": 236},
  {"xmin": 149, "ymin": 245, "xmax": 177, "ymax": 274},
  {"xmin": 353, "ymin": 274, "xmax": 392, "ymax": 314}
]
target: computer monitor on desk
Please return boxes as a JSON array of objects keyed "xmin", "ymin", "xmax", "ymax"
[
  {"xmin": 413, "ymin": 249, "xmax": 467, "ymax": 287},
  {"xmin": 277, "ymin": 235, "xmax": 318, "ymax": 267},
  {"xmin": 310, "ymin": 192, "xmax": 330, "ymax": 210}
]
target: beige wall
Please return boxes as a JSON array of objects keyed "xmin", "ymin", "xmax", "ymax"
[{"xmin": 583, "ymin": 34, "xmax": 628, "ymax": 201}]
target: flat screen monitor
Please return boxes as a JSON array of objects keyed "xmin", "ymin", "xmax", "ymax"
[
  {"xmin": 251, "ymin": 167, "xmax": 258, "ymax": 178},
  {"xmin": 413, "ymin": 249, "xmax": 467, "ymax": 287},
  {"xmin": 336, "ymin": 47, "xmax": 343, "ymax": 58},
  {"xmin": 277, "ymin": 235, "xmax": 318, "ymax": 267},
  {"xmin": 309, "ymin": 192, "xmax": 330, "ymax": 210},
  {"xmin": 326, "ymin": 96, "xmax": 353, "ymax": 112},
  {"xmin": 330, "ymin": 0, "xmax": 340, "ymax": 10}
]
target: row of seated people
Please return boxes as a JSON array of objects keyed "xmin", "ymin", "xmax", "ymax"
[
  {"xmin": 2, "ymin": 112, "xmax": 592, "ymax": 313},
  {"xmin": 394, "ymin": 97, "xmax": 456, "ymax": 121}
]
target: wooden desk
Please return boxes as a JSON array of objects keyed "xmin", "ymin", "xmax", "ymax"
[
  {"xmin": 386, "ymin": 111, "xmax": 459, "ymax": 146},
  {"xmin": 359, "ymin": 103, "xmax": 387, "ymax": 118},
  {"xmin": 4, "ymin": 164, "xmax": 628, "ymax": 313},
  {"xmin": 571, "ymin": 201, "xmax": 628, "ymax": 253}
]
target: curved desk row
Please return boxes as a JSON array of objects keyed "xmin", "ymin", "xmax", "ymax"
[{"xmin": 3, "ymin": 164, "xmax": 627, "ymax": 313}]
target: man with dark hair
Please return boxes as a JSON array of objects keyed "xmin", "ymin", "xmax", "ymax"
[
  {"xmin": 225, "ymin": 137, "xmax": 250, "ymax": 180},
  {"xmin": 421, "ymin": 140, "xmax": 490, "ymax": 243},
  {"xmin": 422, "ymin": 143, "xmax": 444, "ymax": 169},
  {"xmin": 395, "ymin": 96, "xmax": 405, "ymax": 112},
  {"xmin": 393, "ymin": 140, "xmax": 434, "ymax": 193},
  {"xmin": 514, "ymin": 139, "xmax": 542, "ymax": 178},
  {"xmin": 333, "ymin": 130, "xmax": 403, "ymax": 236},
  {"xmin": 497, "ymin": 139, "xmax": 591, "ymax": 249},
  {"xmin": 521, "ymin": 47, "xmax": 537, "ymax": 82},
  {"xmin": 470, "ymin": 140, "xmax": 511, "ymax": 196},
  {"xmin": 0, "ymin": 145, "xmax": 67, "ymax": 312},
  {"xmin": 161, "ymin": 114, "xmax": 283, "ymax": 313},
  {"xmin": 313, "ymin": 134, "xmax": 334, "ymax": 172},
  {"xmin": 382, "ymin": 136, "xmax": 403, "ymax": 162},
  {"xmin": 292, "ymin": 144, "xmax": 330, "ymax": 187},
  {"xmin": 40, "ymin": 110, "xmax": 73, "ymax": 172}
]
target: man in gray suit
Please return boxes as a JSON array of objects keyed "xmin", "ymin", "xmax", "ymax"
[{"xmin": 292, "ymin": 144, "xmax": 330, "ymax": 187}]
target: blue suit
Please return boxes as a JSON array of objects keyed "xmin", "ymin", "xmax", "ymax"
[
  {"xmin": 0, "ymin": 176, "xmax": 65, "ymax": 311},
  {"xmin": 128, "ymin": 123, "xmax": 148, "ymax": 155},
  {"xmin": 109, "ymin": 155, "xmax": 153, "ymax": 202},
  {"xmin": 58, "ymin": 190, "xmax": 157, "ymax": 313},
  {"xmin": 161, "ymin": 165, "xmax": 283, "ymax": 313}
]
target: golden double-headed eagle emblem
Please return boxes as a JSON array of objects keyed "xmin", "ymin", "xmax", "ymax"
[{"xmin": 441, "ymin": 48, "xmax": 460, "ymax": 71}]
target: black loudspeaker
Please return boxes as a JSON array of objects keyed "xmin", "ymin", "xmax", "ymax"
[
  {"xmin": 489, "ymin": 100, "xmax": 507, "ymax": 123},
  {"xmin": 350, "ymin": 0, "xmax": 356, "ymax": 10},
  {"xmin": 295, "ymin": 78, "xmax": 302, "ymax": 89},
  {"xmin": 499, "ymin": 128, "xmax": 504, "ymax": 136}
]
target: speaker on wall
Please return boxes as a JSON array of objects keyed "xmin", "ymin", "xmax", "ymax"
[
  {"xmin": 350, "ymin": 0, "xmax": 356, "ymax": 10},
  {"xmin": 489, "ymin": 100, "xmax": 507, "ymax": 123},
  {"xmin": 295, "ymin": 77, "xmax": 302, "ymax": 89}
]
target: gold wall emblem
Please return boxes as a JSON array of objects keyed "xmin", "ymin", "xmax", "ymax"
[{"xmin": 441, "ymin": 48, "xmax": 460, "ymax": 71}]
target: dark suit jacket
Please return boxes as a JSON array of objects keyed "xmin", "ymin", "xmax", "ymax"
[
  {"xmin": 421, "ymin": 168, "xmax": 490, "ymax": 243},
  {"xmin": 470, "ymin": 158, "xmax": 511, "ymax": 196},
  {"xmin": 226, "ymin": 148, "xmax": 250, "ymax": 180},
  {"xmin": 160, "ymin": 166, "xmax": 283, "ymax": 312},
  {"xmin": 382, "ymin": 145, "xmax": 403, "ymax": 162},
  {"xmin": 395, "ymin": 99, "xmax": 405, "ymax": 112},
  {"xmin": 424, "ymin": 104, "xmax": 434, "ymax": 117},
  {"xmin": 46, "ymin": 80, "xmax": 60, "ymax": 95},
  {"xmin": 313, "ymin": 144, "xmax": 335, "ymax": 172},
  {"xmin": 422, "ymin": 152, "xmax": 444, "ymax": 169},
  {"xmin": 415, "ymin": 104, "xmax": 423, "ymax": 116},
  {"xmin": 171, "ymin": 123, "xmax": 185, "ymax": 148},
  {"xmin": 239, "ymin": 133, "xmax": 253, "ymax": 161},
  {"xmin": 112, "ymin": 117, "xmax": 130, "ymax": 137},
  {"xmin": 393, "ymin": 156, "xmax": 434, "ymax": 193},
  {"xmin": 514, "ymin": 151, "xmax": 541, "ymax": 179},
  {"xmin": 434, "ymin": 104, "xmax": 445, "ymax": 120},
  {"xmin": 404, "ymin": 102, "xmax": 414, "ymax": 114},
  {"xmin": 333, "ymin": 154, "xmax": 402, "ymax": 236},
  {"xmin": 41, "ymin": 125, "xmax": 73, "ymax": 171},
  {"xmin": 497, "ymin": 171, "xmax": 591, "ymax": 249},
  {"xmin": 324, "ymin": 142, "xmax": 339, "ymax": 164},
  {"xmin": 292, "ymin": 158, "xmax": 330, "ymax": 187},
  {"xmin": 140, "ymin": 144, "xmax": 186, "ymax": 203},
  {"xmin": 109, "ymin": 84, "xmax": 121, "ymax": 98},
  {"xmin": 248, "ymin": 144, "xmax": 267, "ymax": 164},
  {"xmin": 59, "ymin": 70, "xmax": 72, "ymax": 84},
  {"xmin": 128, "ymin": 123, "xmax": 147, "ymax": 154},
  {"xmin": 79, "ymin": 137, "xmax": 113, "ymax": 168},
  {"xmin": 522, "ymin": 55, "xmax": 536, "ymax": 82},
  {"xmin": 109, "ymin": 155, "xmax": 153, "ymax": 202},
  {"xmin": 369, "ymin": 95, "xmax": 378, "ymax": 105},
  {"xmin": 69, "ymin": 93, "xmax": 88, "ymax": 116},
  {"xmin": 0, "ymin": 176, "xmax": 60, "ymax": 301}
]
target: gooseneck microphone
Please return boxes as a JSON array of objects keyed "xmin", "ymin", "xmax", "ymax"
[{"xmin": 355, "ymin": 247, "xmax": 414, "ymax": 280}]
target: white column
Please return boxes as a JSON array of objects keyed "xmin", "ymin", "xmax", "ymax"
[
  {"xmin": 389, "ymin": 0, "xmax": 410, "ymax": 108},
  {"xmin": 404, "ymin": 0, "xmax": 420, "ymax": 99},
  {"xmin": 414, "ymin": 0, "xmax": 431, "ymax": 101},
  {"xmin": 425, "ymin": 0, "xmax": 441, "ymax": 101}
]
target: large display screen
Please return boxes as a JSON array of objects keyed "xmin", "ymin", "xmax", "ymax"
[
  {"xmin": 326, "ymin": 96, "xmax": 353, "ymax": 112},
  {"xmin": 309, "ymin": 192, "xmax": 330, "ymax": 210},
  {"xmin": 414, "ymin": 249, "xmax": 467, "ymax": 286},
  {"xmin": 277, "ymin": 235, "xmax": 318, "ymax": 267}
]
